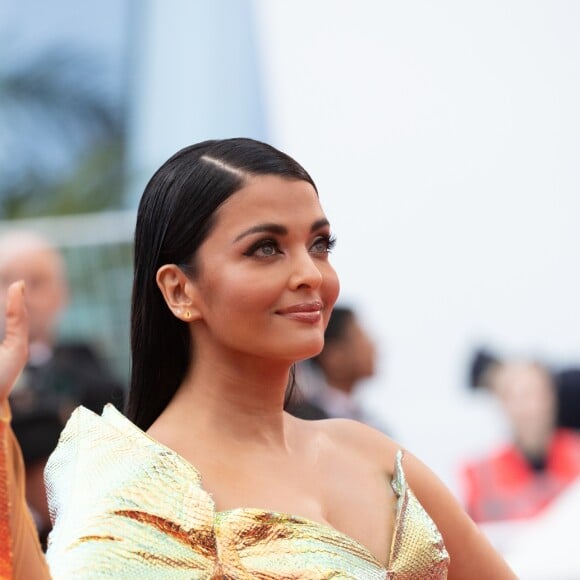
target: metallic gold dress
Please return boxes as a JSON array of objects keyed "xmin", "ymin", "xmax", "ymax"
[{"xmin": 2, "ymin": 402, "xmax": 449, "ymax": 578}]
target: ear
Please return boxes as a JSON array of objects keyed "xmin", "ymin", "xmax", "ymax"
[{"xmin": 156, "ymin": 264, "xmax": 202, "ymax": 322}]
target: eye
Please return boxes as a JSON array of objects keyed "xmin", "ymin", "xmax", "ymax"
[
  {"xmin": 244, "ymin": 239, "xmax": 282, "ymax": 258},
  {"xmin": 310, "ymin": 234, "xmax": 336, "ymax": 255}
]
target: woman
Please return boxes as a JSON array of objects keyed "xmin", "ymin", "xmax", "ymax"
[{"xmin": 1, "ymin": 138, "xmax": 514, "ymax": 578}]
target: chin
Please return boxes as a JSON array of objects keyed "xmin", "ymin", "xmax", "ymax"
[
  {"xmin": 272, "ymin": 342, "xmax": 322, "ymax": 363},
  {"xmin": 295, "ymin": 340, "xmax": 325, "ymax": 361}
]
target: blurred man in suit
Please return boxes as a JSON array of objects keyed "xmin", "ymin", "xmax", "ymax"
[{"xmin": 0, "ymin": 230, "xmax": 124, "ymax": 418}]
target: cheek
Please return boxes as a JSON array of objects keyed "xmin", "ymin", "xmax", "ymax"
[
  {"xmin": 201, "ymin": 268, "xmax": 280, "ymax": 317},
  {"xmin": 321, "ymin": 269, "xmax": 340, "ymax": 329},
  {"xmin": 323, "ymin": 265, "xmax": 340, "ymax": 309}
]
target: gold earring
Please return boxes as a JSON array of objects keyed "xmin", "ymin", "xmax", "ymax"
[{"xmin": 185, "ymin": 310, "xmax": 191, "ymax": 320}]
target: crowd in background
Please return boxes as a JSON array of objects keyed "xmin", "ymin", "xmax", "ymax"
[
  {"xmin": 2, "ymin": 4, "xmax": 580, "ymax": 578},
  {"xmin": 1, "ymin": 229, "xmax": 579, "ymax": 559},
  {"xmin": 0, "ymin": 230, "xmax": 125, "ymax": 547}
]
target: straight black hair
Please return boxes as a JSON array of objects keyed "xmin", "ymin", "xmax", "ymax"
[{"xmin": 126, "ymin": 138, "xmax": 317, "ymax": 430}]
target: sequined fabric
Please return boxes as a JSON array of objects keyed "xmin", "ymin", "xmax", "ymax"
[
  {"xmin": 389, "ymin": 452, "xmax": 450, "ymax": 578},
  {"xmin": 43, "ymin": 405, "xmax": 449, "ymax": 578}
]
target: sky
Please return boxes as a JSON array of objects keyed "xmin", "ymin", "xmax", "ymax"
[{"xmin": 2, "ymin": 0, "xmax": 129, "ymax": 100}]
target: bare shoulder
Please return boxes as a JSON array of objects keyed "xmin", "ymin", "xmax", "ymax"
[
  {"xmin": 294, "ymin": 416, "xmax": 401, "ymax": 476},
  {"xmin": 289, "ymin": 415, "xmax": 516, "ymax": 579}
]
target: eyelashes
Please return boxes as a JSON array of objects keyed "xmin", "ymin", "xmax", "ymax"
[
  {"xmin": 243, "ymin": 238, "xmax": 281, "ymax": 258},
  {"xmin": 310, "ymin": 233, "xmax": 336, "ymax": 255},
  {"xmin": 322, "ymin": 233, "xmax": 337, "ymax": 253},
  {"xmin": 243, "ymin": 233, "xmax": 337, "ymax": 258}
]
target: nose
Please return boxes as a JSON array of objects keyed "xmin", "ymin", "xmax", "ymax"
[{"xmin": 288, "ymin": 249, "xmax": 323, "ymax": 290}]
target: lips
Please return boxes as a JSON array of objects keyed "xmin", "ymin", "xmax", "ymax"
[{"xmin": 276, "ymin": 301, "xmax": 323, "ymax": 323}]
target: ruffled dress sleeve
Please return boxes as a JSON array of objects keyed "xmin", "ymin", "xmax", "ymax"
[{"xmin": 0, "ymin": 399, "xmax": 51, "ymax": 579}]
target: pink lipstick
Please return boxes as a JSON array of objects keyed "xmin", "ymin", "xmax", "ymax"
[{"xmin": 276, "ymin": 301, "xmax": 323, "ymax": 323}]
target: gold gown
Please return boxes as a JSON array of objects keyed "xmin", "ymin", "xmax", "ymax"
[{"xmin": 3, "ymin": 403, "xmax": 450, "ymax": 579}]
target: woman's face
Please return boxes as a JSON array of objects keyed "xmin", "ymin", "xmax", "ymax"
[{"xmin": 189, "ymin": 175, "xmax": 340, "ymax": 364}]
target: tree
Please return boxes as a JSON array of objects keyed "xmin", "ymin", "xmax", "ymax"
[{"xmin": 0, "ymin": 45, "xmax": 126, "ymax": 218}]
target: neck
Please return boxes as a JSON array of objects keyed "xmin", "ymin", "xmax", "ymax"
[{"xmin": 158, "ymin": 353, "xmax": 294, "ymax": 448}]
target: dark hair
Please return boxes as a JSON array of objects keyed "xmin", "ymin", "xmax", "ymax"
[
  {"xmin": 126, "ymin": 138, "xmax": 317, "ymax": 430},
  {"xmin": 467, "ymin": 348, "xmax": 501, "ymax": 390}
]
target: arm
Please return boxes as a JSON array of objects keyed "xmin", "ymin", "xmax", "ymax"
[
  {"xmin": 402, "ymin": 450, "xmax": 516, "ymax": 580},
  {"xmin": 0, "ymin": 281, "xmax": 51, "ymax": 578}
]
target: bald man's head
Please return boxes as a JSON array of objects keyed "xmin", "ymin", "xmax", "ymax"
[{"xmin": 0, "ymin": 231, "xmax": 69, "ymax": 344}]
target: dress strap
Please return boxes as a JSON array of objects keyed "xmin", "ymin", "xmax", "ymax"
[{"xmin": 390, "ymin": 449, "xmax": 406, "ymax": 500}]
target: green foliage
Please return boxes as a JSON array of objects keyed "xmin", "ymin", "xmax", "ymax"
[
  {"xmin": 0, "ymin": 45, "xmax": 126, "ymax": 218},
  {"xmin": 3, "ymin": 137, "xmax": 126, "ymax": 218}
]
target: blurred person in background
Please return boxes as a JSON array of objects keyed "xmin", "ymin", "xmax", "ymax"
[
  {"xmin": 0, "ymin": 230, "xmax": 125, "ymax": 547},
  {"xmin": 289, "ymin": 305, "xmax": 390, "ymax": 433},
  {"xmin": 469, "ymin": 347, "xmax": 580, "ymax": 432},
  {"xmin": 462, "ymin": 359, "xmax": 580, "ymax": 523},
  {"xmin": 0, "ymin": 230, "xmax": 125, "ymax": 420}
]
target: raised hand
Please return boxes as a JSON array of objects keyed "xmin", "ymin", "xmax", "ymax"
[{"xmin": 0, "ymin": 281, "xmax": 28, "ymax": 403}]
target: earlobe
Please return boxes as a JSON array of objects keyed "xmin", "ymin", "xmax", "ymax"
[{"xmin": 156, "ymin": 264, "xmax": 202, "ymax": 322}]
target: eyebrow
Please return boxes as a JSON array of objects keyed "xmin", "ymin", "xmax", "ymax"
[{"xmin": 234, "ymin": 218, "xmax": 330, "ymax": 242}]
